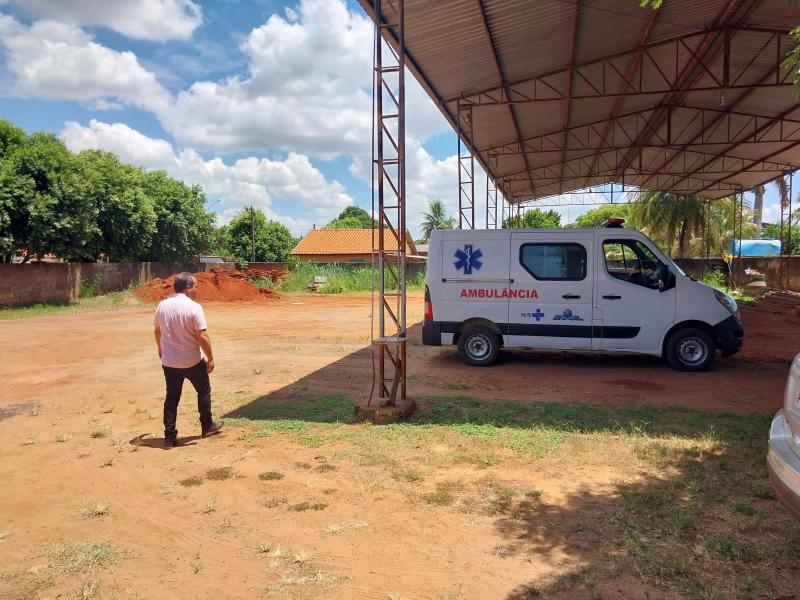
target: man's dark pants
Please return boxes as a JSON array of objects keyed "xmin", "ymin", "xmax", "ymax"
[{"xmin": 162, "ymin": 359, "xmax": 213, "ymax": 440}]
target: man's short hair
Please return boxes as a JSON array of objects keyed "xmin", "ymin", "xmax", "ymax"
[{"xmin": 174, "ymin": 272, "xmax": 197, "ymax": 293}]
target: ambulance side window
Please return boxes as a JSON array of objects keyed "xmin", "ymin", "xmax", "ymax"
[
  {"xmin": 603, "ymin": 239, "xmax": 666, "ymax": 290},
  {"xmin": 519, "ymin": 243, "xmax": 587, "ymax": 281}
]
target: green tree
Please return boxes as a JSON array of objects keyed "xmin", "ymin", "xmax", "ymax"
[
  {"xmin": 226, "ymin": 208, "xmax": 295, "ymax": 262},
  {"xmin": 209, "ymin": 224, "xmax": 231, "ymax": 258},
  {"xmin": 502, "ymin": 207, "xmax": 561, "ymax": 229},
  {"xmin": 0, "ymin": 132, "xmax": 99, "ymax": 261},
  {"xmin": 763, "ymin": 223, "xmax": 800, "ymax": 255},
  {"xmin": 0, "ymin": 120, "xmax": 26, "ymax": 161},
  {"xmin": 325, "ymin": 205, "xmax": 375, "ymax": 229},
  {"xmin": 572, "ymin": 204, "xmax": 630, "ymax": 228},
  {"xmin": 141, "ymin": 170, "xmax": 215, "ymax": 262},
  {"xmin": 78, "ymin": 150, "xmax": 156, "ymax": 261},
  {"xmin": 420, "ymin": 200, "xmax": 455, "ymax": 241}
]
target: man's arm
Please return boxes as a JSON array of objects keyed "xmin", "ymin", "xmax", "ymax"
[
  {"xmin": 154, "ymin": 326, "xmax": 162, "ymax": 358},
  {"xmin": 197, "ymin": 330, "xmax": 215, "ymax": 373}
]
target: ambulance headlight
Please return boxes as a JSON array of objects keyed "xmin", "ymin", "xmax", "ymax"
[{"xmin": 714, "ymin": 289, "xmax": 739, "ymax": 320}]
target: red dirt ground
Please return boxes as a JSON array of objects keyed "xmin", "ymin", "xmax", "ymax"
[
  {"xmin": 133, "ymin": 268, "xmax": 284, "ymax": 303},
  {"xmin": 0, "ymin": 291, "xmax": 798, "ymax": 598}
]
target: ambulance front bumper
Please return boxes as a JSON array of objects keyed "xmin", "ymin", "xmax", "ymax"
[{"xmin": 712, "ymin": 315, "xmax": 743, "ymax": 357}]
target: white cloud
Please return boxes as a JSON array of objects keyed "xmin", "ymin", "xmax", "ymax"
[
  {"xmin": 0, "ymin": 16, "xmax": 172, "ymax": 113},
  {"xmin": 59, "ymin": 120, "xmax": 354, "ymax": 235},
  {"xmin": 60, "ymin": 120, "xmax": 176, "ymax": 169},
  {"xmin": 1, "ymin": 0, "xmax": 450, "ymax": 160},
  {"xmin": 2, "ymin": 0, "xmax": 202, "ymax": 42},
  {"xmin": 159, "ymin": 0, "xmax": 449, "ymax": 157},
  {"xmin": 160, "ymin": 0, "xmax": 372, "ymax": 156}
]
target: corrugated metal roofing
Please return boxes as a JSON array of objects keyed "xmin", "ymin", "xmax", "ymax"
[
  {"xmin": 358, "ymin": 0, "xmax": 800, "ymax": 203},
  {"xmin": 291, "ymin": 229, "xmax": 417, "ymax": 256}
]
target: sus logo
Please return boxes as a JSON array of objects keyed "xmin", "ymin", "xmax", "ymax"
[{"xmin": 454, "ymin": 245, "xmax": 483, "ymax": 275}]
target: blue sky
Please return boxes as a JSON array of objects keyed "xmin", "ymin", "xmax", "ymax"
[{"xmin": 0, "ymin": 0, "xmax": 786, "ymax": 237}]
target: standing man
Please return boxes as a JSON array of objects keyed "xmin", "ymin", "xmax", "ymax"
[{"xmin": 154, "ymin": 272, "xmax": 223, "ymax": 447}]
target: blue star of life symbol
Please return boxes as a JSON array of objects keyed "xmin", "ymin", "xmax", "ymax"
[
  {"xmin": 454, "ymin": 244, "xmax": 483, "ymax": 275},
  {"xmin": 533, "ymin": 309, "xmax": 544, "ymax": 321}
]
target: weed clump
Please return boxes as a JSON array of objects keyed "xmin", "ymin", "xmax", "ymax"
[
  {"xmin": 179, "ymin": 476, "xmax": 203, "ymax": 487},
  {"xmin": 205, "ymin": 467, "xmax": 233, "ymax": 481}
]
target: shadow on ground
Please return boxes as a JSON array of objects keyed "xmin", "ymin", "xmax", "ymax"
[{"xmin": 221, "ymin": 323, "xmax": 800, "ymax": 597}]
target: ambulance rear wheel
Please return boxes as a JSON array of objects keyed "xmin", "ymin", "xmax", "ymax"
[
  {"xmin": 665, "ymin": 328, "xmax": 715, "ymax": 371},
  {"xmin": 457, "ymin": 325, "xmax": 500, "ymax": 366}
]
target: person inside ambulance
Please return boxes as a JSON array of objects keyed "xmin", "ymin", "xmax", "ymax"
[{"xmin": 604, "ymin": 240, "xmax": 670, "ymax": 291}]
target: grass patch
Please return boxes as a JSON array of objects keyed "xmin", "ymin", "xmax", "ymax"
[
  {"xmin": 731, "ymin": 501, "xmax": 757, "ymax": 516},
  {"xmin": 80, "ymin": 502, "xmax": 111, "ymax": 519},
  {"xmin": 750, "ymin": 481, "xmax": 776, "ymax": 500},
  {"xmin": 706, "ymin": 533, "xmax": 757, "ymax": 563},
  {"xmin": 323, "ymin": 521, "xmax": 370, "ymax": 534},
  {"xmin": 258, "ymin": 470, "xmax": 285, "ymax": 481},
  {"xmin": 230, "ymin": 393, "xmax": 353, "ymax": 424},
  {"xmin": 42, "ymin": 541, "xmax": 120, "ymax": 574},
  {"xmin": 313, "ymin": 463, "xmax": 337, "ymax": 473},
  {"xmin": 250, "ymin": 277, "xmax": 275, "ymax": 290},
  {"xmin": 258, "ymin": 545, "xmax": 347, "ymax": 595},
  {"xmin": 179, "ymin": 476, "xmax": 203, "ymax": 487},
  {"xmin": 89, "ymin": 429, "xmax": 108, "ymax": 439},
  {"xmin": 288, "ymin": 501, "xmax": 328, "ymax": 512},
  {"xmin": 263, "ymin": 497, "xmax": 288, "ymax": 508},
  {"xmin": 0, "ymin": 287, "xmax": 141, "ymax": 320},
  {"xmin": 205, "ymin": 467, "xmax": 233, "ymax": 481},
  {"xmin": 277, "ymin": 263, "xmax": 425, "ymax": 295},
  {"xmin": 421, "ymin": 481, "xmax": 463, "ymax": 507},
  {"xmin": 392, "ymin": 467, "xmax": 423, "ymax": 482}
]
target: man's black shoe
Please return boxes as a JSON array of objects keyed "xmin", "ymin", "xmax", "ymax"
[
  {"xmin": 202, "ymin": 420, "xmax": 224, "ymax": 438},
  {"xmin": 164, "ymin": 437, "xmax": 182, "ymax": 448}
]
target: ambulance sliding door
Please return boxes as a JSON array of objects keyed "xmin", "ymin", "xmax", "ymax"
[{"xmin": 507, "ymin": 232, "xmax": 594, "ymax": 350}]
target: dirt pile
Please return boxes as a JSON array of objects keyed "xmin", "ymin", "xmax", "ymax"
[{"xmin": 133, "ymin": 268, "xmax": 285, "ymax": 303}]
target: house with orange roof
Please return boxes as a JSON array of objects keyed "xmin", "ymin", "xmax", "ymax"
[{"xmin": 290, "ymin": 228, "xmax": 419, "ymax": 264}]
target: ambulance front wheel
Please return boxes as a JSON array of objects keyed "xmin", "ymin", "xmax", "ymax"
[
  {"xmin": 457, "ymin": 325, "xmax": 500, "ymax": 366},
  {"xmin": 665, "ymin": 327, "xmax": 715, "ymax": 371}
]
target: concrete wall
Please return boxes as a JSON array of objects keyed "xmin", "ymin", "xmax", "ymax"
[
  {"xmin": 0, "ymin": 261, "xmax": 235, "ymax": 307},
  {"xmin": 674, "ymin": 256, "xmax": 800, "ymax": 290}
]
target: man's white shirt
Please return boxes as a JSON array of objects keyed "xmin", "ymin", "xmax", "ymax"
[{"xmin": 154, "ymin": 293, "xmax": 208, "ymax": 368}]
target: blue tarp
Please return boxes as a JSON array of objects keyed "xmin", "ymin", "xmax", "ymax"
[{"xmin": 728, "ymin": 239, "xmax": 781, "ymax": 257}]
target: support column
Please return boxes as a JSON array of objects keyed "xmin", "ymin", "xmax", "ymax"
[
  {"xmin": 779, "ymin": 171, "xmax": 794, "ymax": 289},
  {"xmin": 486, "ymin": 177, "xmax": 498, "ymax": 229},
  {"xmin": 358, "ymin": 0, "xmax": 413, "ymax": 423},
  {"xmin": 737, "ymin": 190, "xmax": 744, "ymax": 290},
  {"xmin": 457, "ymin": 102, "xmax": 475, "ymax": 229}
]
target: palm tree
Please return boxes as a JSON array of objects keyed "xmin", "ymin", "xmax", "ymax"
[
  {"xmin": 629, "ymin": 192, "xmax": 756, "ymax": 258},
  {"xmin": 420, "ymin": 200, "xmax": 455, "ymax": 241},
  {"xmin": 695, "ymin": 196, "xmax": 757, "ymax": 256},
  {"xmin": 753, "ymin": 184, "xmax": 764, "ymax": 236},
  {"xmin": 628, "ymin": 192, "xmax": 706, "ymax": 257}
]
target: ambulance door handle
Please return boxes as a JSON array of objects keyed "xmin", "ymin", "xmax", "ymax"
[
  {"xmin": 602, "ymin": 294, "xmax": 622, "ymax": 300},
  {"xmin": 561, "ymin": 294, "xmax": 581, "ymax": 299}
]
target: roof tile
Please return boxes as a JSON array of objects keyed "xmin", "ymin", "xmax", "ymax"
[{"xmin": 291, "ymin": 229, "xmax": 417, "ymax": 255}]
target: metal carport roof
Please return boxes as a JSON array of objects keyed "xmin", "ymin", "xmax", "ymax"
[{"xmin": 358, "ymin": 0, "xmax": 800, "ymax": 204}]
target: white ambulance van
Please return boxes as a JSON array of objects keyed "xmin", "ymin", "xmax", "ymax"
[{"xmin": 422, "ymin": 220, "xmax": 743, "ymax": 371}]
